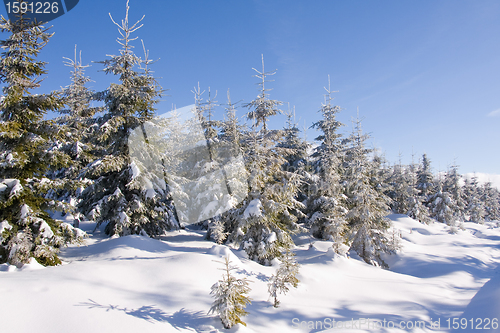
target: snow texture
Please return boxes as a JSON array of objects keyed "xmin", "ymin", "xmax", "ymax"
[
  {"xmin": 0, "ymin": 215, "xmax": 499, "ymax": 332},
  {"xmin": 243, "ymin": 199, "xmax": 262, "ymax": 219}
]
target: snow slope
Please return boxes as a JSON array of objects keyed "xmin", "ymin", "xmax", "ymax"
[{"xmin": 1, "ymin": 215, "xmax": 499, "ymax": 333}]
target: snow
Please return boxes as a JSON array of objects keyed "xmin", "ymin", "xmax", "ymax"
[
  {"xmin": 38, "ymin": 220, "xmax": 55, "ymax": 240},
  {"xmin": 0, "ymin": 220, "xmax": 12, "ymax": 242},
  {"xmin": 61, "ymin": 222, "xmax": 87, "ymax": 239},
  {"xmin": 0, "ymin": 215, "xmax": 499, "ymax": 332},
  {"xmin": 118, "ymin": 211, "xmax": 129, "ymax": 225},
  {"xmin": 243, "ymin": 199, "xmax": 262, "ymax": 219},
  {"xmin": 20, "ymin": 257, "xmax": 46, "ymax": 271},
  {"xmin": 6, "ymin": 179, "xmax": 23, "ymax": 197},
  {"xmin": 145, "ymin": 188, "xmax": 156, "ymax": 199},
  {"xmin": 464, "ymin": 172, "xmax": 500, "ymax": 191},
  {"xmin": 130, "ymin": 161, "xmax": 141, "ymax": 179},
  {"xmin": 460, "ymin": 266, "xmax": 500, "ymax": 326},
  {"xmin": 0, "ymin": 220, "xmax": 12, "ymax": 233},
  {"xmin": 200, "ymin": 200, "xmax": 220, "ymax": 219},
  {"xmin": 19, "ymin": 204, "xmax": 31, "ymax": 220},
  {"xmin": 266, "ymin": 232, "xmax": 277, "ymax": 243}
]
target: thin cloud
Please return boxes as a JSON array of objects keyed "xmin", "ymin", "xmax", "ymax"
[
  {"xmin": 464, "ymin": 173, "xmax": 500, "ymax": 191},
  {"xmin": 487, "ymin": 109, "xmax": 500, "ymax": 117}
]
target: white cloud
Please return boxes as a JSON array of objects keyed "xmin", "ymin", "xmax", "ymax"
[
  {"xmin": 487, "ymin": 109, "xmax": 500, "ymax": 117},
  {"xmin": 464, "ymin": 173, "xmax": 500, "ymax": 190}
]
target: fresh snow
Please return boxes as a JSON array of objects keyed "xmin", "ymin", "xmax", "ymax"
[
  {"xmin": 0, "ymin": 220, "xmax": 12, "ymax": 242},
  {"xmin": 267, "ymin": 232, "xmax": 277, "ymax": 244},
  {"xmin": 9, "ymin": 179, "xmax": 23, "ymax": 196},
  {"xmin": 0, "ymin": 215, "xmax": 499, "ymax": 332},
  {"xmin": 243, "ymin": 199, "xmax": 262, "ymax": 219},
  {"xmin": 0, "ymin": 220, "xmax": 12, "ymax": 232},
  {"xmin": 61, "ymin": 223, "xmax": 87, "ymax": 239},
  {"xmin": 130, "ymin": 161, "xmax": 141, "ymax": 179},
  {"xmin": 19, "ymin": 204, "xmax": 30, "ymax": 220},
  {"xmin": 38, "ymin": 220, "xmax": 55, "ymax": 240}
]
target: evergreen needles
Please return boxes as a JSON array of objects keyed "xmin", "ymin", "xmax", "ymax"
[
  {"xmin": 209, "ymin": 256, "xmax": 252, "ymax": 329},
  {"xmin": 268, "ymin": 249, "xmax": 300, "ymax": 308},
  {"xmin": 0, "ymin": 11, "xmax": 84, "ymax": 266}
]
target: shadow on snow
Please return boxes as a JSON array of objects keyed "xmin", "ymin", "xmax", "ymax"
[{"xmin": 76, "ymin": 299, "xmax": 215, "ymax": 331}]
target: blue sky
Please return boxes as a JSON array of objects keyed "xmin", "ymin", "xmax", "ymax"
[{"xmin": 1, "ymin": 0, "xmax": 499, "ymax": 177}]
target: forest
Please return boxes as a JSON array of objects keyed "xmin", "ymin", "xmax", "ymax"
[{"xmin": 1, "ymin": 4, "xmax": 499, "ymax": 275}]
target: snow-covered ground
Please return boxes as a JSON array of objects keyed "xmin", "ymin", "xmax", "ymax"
[{"xmin": 1, "ymin": 214, "xmax": 499, "ymax": 333}]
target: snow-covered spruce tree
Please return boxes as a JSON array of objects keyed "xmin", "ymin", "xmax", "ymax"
[
  {"xmin": 184, "ymin": 85, "xmax": 227, "ymax": 224},
  {"xmin": 388, "ymin": 156, "xmax": 411, "ymax": 215},
  {"xmin": 442, "ymin": 164, "xmax": 466, "ymax": 223},
  {"xmin": 276, "ymin": 106, "xmax": 310, "ymax": 220},
  {"xmin": 268, "ymin": 248, "xmax": 299, "ymax": 308},
  {"xmin": 277, "ymin": 105, "xmax": 309, "ymax": 172},
  {"xmin": 78, "ymin": 1, "xmax": 178, "ymax": 236},
  {"xmin": 0, "ymin": 13, "xmax": 83, "ymax": 266},
  {"xmin": 171, "ymin": 84, "xmax": 246, "ymax": 230},
  {"xmin": 206, "ymin": 89, "xmax": 247, "ymax": 242},
  {"xmin": 226, "ymin": 55, "xmax": 304, "ymax": 265},
  {"xmin": 209, "ymin": 256, "xmax": 252, "ymax": 329},
  {"xmin": 482, "ymin": 182, "xmax": 500, "ymax": 222},
  {"xmin": 463, "ymin": 176, "xmax": 485, "ymax": 223},
  {"xmin": 145, "ymin": 107, "xmax": 190, "ymax": 225},
  {"xmin": 220, "ymin": 89, "xmax": 244, "ymax": 157},
  {"xmin": 342, "ymin": 116, "xmax": 393, "ymax": 268},
  {"xmin": 46, "ymin": 47, "xmax": 104, "ymax": 224},
  {"xmin": 305, "ymin": 78, "xmax": 348, "ymax": 251},
  {"xmin": 209, "ymin": 219, "xmax": 228, "ymax": 244},
  {"xmin": 416, "ymin": 153, "xmax": 435, "ymax": 204},
  {"xmin": 405, "ymin": 157, "xmax": 431, "ymax": 223},
  {"xmin": 191, "ymin": 82, "xmax": 221, "ymax": 141},
  {"xmin": 174, "ymin": 83, "xmax": 214, "ymax": 225},
  {"xmin": 428, "ymin": 176, "xmax": 460, "ymax": 232},
  {"xmin": 202, "ymin": 87, "xmax": 221, "ymax": 143},
  {"xmin": 368, "ymin": 150, "xmax": 393, "ymax": 199},
  {"xmin": 55, "ymin": 46, "xmax": 102, "ymax": 179},
  {"xmin": 244, "ymin": 55, "xmax": 282, "ymax": 134},
  {"xmin": 427, "ymin": 164, "xmax": 466, "ymax": 232}
]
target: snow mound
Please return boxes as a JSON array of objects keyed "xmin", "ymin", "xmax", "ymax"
[
  {"xmin": 0, "ymin": 263, "xmax": 17, "ymax": 272},
  {"xmin": 461, "ymin": 267, "xmax": 500, "ymax": 332},
  {"xmin": 307, "ymin": 242, "xmax": 324, "ymax": 252},
  {"xmin": 21, "ymin": 257, "xmax": 46, "ymax": 271},
  {"xmin": 0, "ymin": 257, "xmax": 46, "ymax": 272},
  {"xmin": 243, "ymin": 199, "xmax": 262, "ymax": 219},
  {"xmin": 62, "ymin": 234, "xmax": 173, "ymax": 261},
  {"xmin": 325, "ymin": 246, "xmax": 346, "ymax": 260},
  {"xmin": 208, "ymin": 244, "xmax": 232, "ymax": 257},
  {"xmin": 231, "ymin": 323, "xmax": 257, "ymax": 332},
  {"xmin": 1, "ymin": 214, "xmax": 500, "ymax": 333},
  {"xmin": 208, "ymin": 245, "xmax": 242, "ymax": 265}
]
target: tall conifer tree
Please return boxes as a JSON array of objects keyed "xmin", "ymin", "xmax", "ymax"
[
  {"xmin": 463, "ymin": 176, "xmax": 485, "ymax": 223},
  {"xmin": 0, "ymin": 11, "xmax": 81, "ymax": 266},
  {"xmin": 78, "ymin": 1, "xmax": 178, "ymax": 236},
  {"xmin": 306, "ymin": 77, "xmax": 347, "ymax": 250},
  {"xmin": 55, "ymin": 46, "xmax": 102, "ymax": 180},
  {"xmin": 406, "ymin": 156, "xmax": 431, "ymax": 223},
  {"xmin": 416, "ymin": 154, "xmax": 434, "ymax": 202},
  {"xmin": 342, "ymin": 116, "xmax": 393, "ymax": 268},
  {"xmin": 227, "ymin": 55, "xmax": 303, "ymax": 264},
  {"xmin": 482, "ymin": 182, "xmax": 500, "ymax": 222}
]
